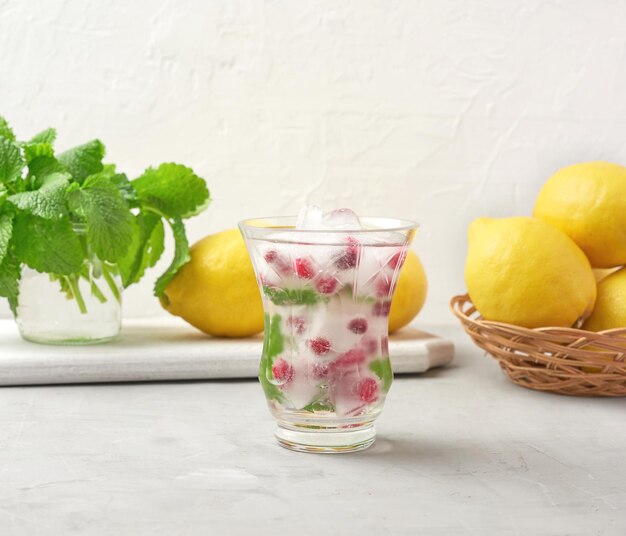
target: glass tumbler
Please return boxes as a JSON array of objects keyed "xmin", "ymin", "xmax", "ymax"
[{"xmin": 240, "ymin": 216, "xmax": 417, "ymax": 453}]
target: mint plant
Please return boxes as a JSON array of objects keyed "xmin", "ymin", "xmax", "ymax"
[{"xmin": 0, "ymin": 116, "xmax": 209, "ymax": 314}]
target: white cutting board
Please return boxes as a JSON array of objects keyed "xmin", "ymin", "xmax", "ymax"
[{"xmin": 0, "ymin": 317, "xmax": 454, "ymax": 386}]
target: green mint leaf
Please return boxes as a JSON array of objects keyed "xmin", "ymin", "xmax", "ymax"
[
  {"xmin": 262, "ymin": 286, "xmax": 320, "ymax": 306},
  {"xmin": 23, "ymin": 142, "xmax": 54, "ymax": 164},
  {"xmin": 29, "ymin": 128, "xmax": 56, "ymax": 145},
  {"xmin": 0, "ymin": 213, "xmax": 13, "ymax": 263},
  {"xmin": 132, "ymin": 163, "xmax": 209, "ymax": 219},
  {"xmin": 154, "ymin": 217, "xmax": 189, "ymax": 298},
  {"xmin": 57, "ymin": 139, "xmax": 105, "ymax": 182},
  {"xmin": 370, "ymin": 357, "xmax": 393, "ymax": 393},
  {"xmin": 0, "ymin": 116, "xmax": 16, "ymax": 142},
  {"xmin": 259, "ymin": 313, "xmax": 285, "ymax": 402},
  {"xmin": 7, "ymin": 172, "xmax": 70, "ymax": 220},
  {"xmin": 301, "ymin": 402, "xmax": 335, "ymax": 412},
  {"xmin": 0, "ymin": 137, "xmax": 25, "ymax": 187},
  {"xmin": 68, "ymin": 174, "xmax": 134, "ymax": 262},
  {"xmin": 110, "ymin": 172, "xmax": 139, "ymax": 205},
  {"xmin": 0, "ymin": 250, "xmax": 20, "ymax": 315},
  {"xmin": 27, "ymin": 155, "xmax": 66, "ymax": 185},
  {"xmin": 118, "ymin": 211, "xmax": 165, "ymax": 288},
  {"xmin": 13, "ymin": 214, "xmax": 83, "ymax": 275}
]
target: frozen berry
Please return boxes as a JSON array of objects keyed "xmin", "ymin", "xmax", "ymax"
[
  {"xmin": 311, "ymin": 362, "xmax": 331, "ymax": 379},
  {"xmin": 272, "ymin": 359, "xmax": 294, "ymax": 383},
  {"xmin": 309, "ymin": 337, "xmax": 331, "ymax": 356},
  {"xmin": 388, "ymin": 251, "xmax": 407, "ymax": 270},
  {"xmin": 373, "ymin": 301, "xmax": 391, "ymax": 317},
  {"xmin": 287, "ymin": 315, "xmax": 306, "ymax": 335},
  {"xmin": 334, "ymin": 348, "xmax": 366, "ymax": 368},
  {"xmin": 357, "ymin": 378, "xmax": 379, "ymax": 403},
  {"xmin": 361, "ymin": 336, "xmax": 379, "ymax": 354},
  {"xmin": 264, "ymin": 250, "xmax": 291, "ymax": 275},
  {"xmin": 348, "ymin": 317, "xmax": 368, "ymax": 334},
  {"xmin": 294, "ymin": 258, "xmax": 315, "ymax": 279},
  {"xmin": 335, "ymin": 237, "xmax": 359, "ymax": 270},
  {"xmin": 264, "ymin": 250, "xmax": 278, "ymax": 263},
  {"xmin": 375, "ymin": 277, "xmax": 392, "ymax": 297},
  {"xmin": 316, "ymin": 275, "xmax": 338, "ymax": 294}
]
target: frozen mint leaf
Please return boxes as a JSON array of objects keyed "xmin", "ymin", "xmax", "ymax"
[
  {"xmin": 262, "ymin": 286, "xmax": 320, "ymax": 306},
  {"xmin": 7, "ymin": 172, "xmax": 70, "ymax": 220},
  {"xmin": 29, "ymin": 128, "xmax": 56, "ymax": 145},
  {"xmin": 13, "ymin": 214, "xmax": 83, "ymax": 275},
  {"xmin": 132, "ymin": 163, "xmax": 209, "ymax": 219},
  {"xmin": 118, "ymin": 211, "xmax": 165, "ymax": 288},
  {"xmin": 370, "ymin": 358, "xmax": 393, "ymax": 392},
  {"xmin": 58, "ymin": 139, "xmax": 105, "ymax": 182},
  {"xmin": 0, "ymin": 250, "xmax": 20, "ymax": 314},
  {"xmin": 259, "ymin": 314, "xmax": 285, "ymax": 402},
  {"xmin": 0, "ymin": 137, "xmax": 24, "ymax": 187},
  {"xmin": 0, "ymin": 116, "xmax": 15, "ymax": 142},
  {"xmin": 23, "ymin": 142, "xmax": 54, "ymax": 164},
  {"xmin": 0, "ymin": 213, "xmax": 12, "ymax": 263},
  {"xmin": 68, "ymin": 174, "xmax": 134, "ymax": 262},
  {"xmin": 154, "ymin": 217, "xmax": 190, "ymax": 298}
]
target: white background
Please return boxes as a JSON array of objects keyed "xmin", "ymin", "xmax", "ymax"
[{"xmin": 2, "ymin": 0, "xmax": 626, "ymax": 324}]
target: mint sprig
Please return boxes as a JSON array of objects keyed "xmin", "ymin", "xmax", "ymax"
[{"xmin": 0, "ymin": 115, "xmax": 210, "ymax": 315}]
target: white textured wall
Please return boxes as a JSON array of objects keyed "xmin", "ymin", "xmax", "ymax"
[{"xmin": 2, "ymin": 0, "xmax": 626, "ymax": 324}]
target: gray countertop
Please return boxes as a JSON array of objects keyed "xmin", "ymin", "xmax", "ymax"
[{"xmin": 1, "ymin": 325, "xmax": 624, "ymax": 535}]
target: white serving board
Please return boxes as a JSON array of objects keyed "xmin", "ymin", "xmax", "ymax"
[{"xmin": 0, "ymin": 318, "xmax": 454, "ymax": 386}]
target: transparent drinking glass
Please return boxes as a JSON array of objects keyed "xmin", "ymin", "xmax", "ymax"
[{"xmin": 240, "ymin": 216, "xmax": 417, "ymax": 453}]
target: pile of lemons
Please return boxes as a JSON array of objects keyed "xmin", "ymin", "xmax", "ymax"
[
  {"xmin": 162, "ymin": 229, "xmax": 427, "ymax": 337},
  {"xmin": 466, "ymin": 161, "xmax": 626, "ymax": 331}
]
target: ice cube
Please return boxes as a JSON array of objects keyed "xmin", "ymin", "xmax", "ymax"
[
  {"xmin": 296, "ymin": 206, "xmax": 364, "ymax": 232},
  {"xmin": 321, "ymin": 208, "xmax": 363, "ymax": 231},
  {"xmin": 296, "ymin": 205, "xmax": 324, "ymax": 230}
]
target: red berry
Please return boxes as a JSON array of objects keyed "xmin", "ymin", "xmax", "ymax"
[
  {"xmin": 272, "ymin": 359, "xmax": 294, "ymax": 383},
  {"xmin": 316, "ymin": 275, "xmax": 338, "ymax": 294},
  {"xmin": 264, "ymin": 250, "xmax": 278, "ymax": 263},
  {"xmin": 357, "ymin": 377, "xmax": 379, "ymax": 403},
  {"xmin": 348, "ymin": 317, "xmax": 368, "ymax": 334},
  {"xmin": 294, "ymin": 258, "xmax": 315, "ymax": 279},
  {"xmin": 373, "ymin": 301, "xmax": 391, "ymax": 317},
  {"xmin": 334, "ymin": 348, "xmax": 366, "ymax": 368},
  {"xmin": 361, "ymin": 336, "xmax": 379, "ymax": 354},
  {"xmin": 309, "ymin": 337, "xmax": 331, "ymax": 356},
  {"xmin": 287, "ymin": 315, "xmax": 306, "ymax": 335},
  {"xmin": 311, "ymin": 362, "xmax": 331, "ymax": 379},
  {"xmin": 375, "ymin": 277, "xmax": 392, "ymax": 297},
  {"xmin": 335, "ymin": 237, "xmax": 359, "ymax": 270},
  {"xmin": 265, "ymin": 250, "xmax": 291, "ymax": 275},
  {"xmin": 388, "ymin": 251, "xmax": 407, "ymax": 270}
]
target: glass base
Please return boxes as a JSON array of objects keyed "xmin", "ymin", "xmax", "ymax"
[
  {"xmin": 275, "ymin": 425, "xmax": 376, "ymax": 454},
  {"xmin": 20, "ymin": 332, "xmax": 119, "ymax": 346}
]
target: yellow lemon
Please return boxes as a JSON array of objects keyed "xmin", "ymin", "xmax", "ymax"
[
  {"xmin": 465, "ymin": 217, "xmax": 596, "ymax": 328},
  {"xmin": 583, "ymin": 268, "xmax": 626, "ymax": 331},
  {"xmin": 533, "ymin": 162, "xmax": 626, "ymax": 268},
  {"xmin": 162, "ymin": 229, "xmax": 264, "ymax": 337},
  {"xmin": 389, "ymin": 251, "xmax": 428, "ymax": 333}
]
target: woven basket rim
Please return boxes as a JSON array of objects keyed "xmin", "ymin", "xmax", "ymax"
[
  {"xmin": 450, "ymin": 293, "xmax": 626, "ymax": 338},
  {"xmin": 449, "ymin": 293, "xmax": 626, "ymax": 397}
]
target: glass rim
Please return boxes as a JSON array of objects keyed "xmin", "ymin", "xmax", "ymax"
[{"xmin": 238, "ymin": 215, "xmax": 419, "ymax": 234}]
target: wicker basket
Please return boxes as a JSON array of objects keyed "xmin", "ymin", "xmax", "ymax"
[{"xmin": 450, "ymin": 294, "xmax": 626, "ymax": 396}]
